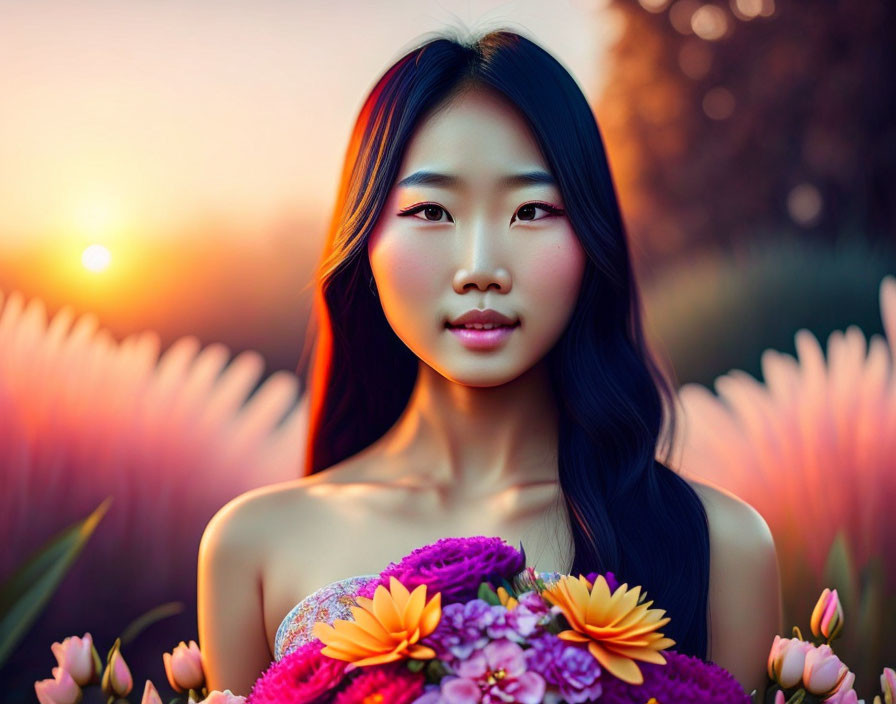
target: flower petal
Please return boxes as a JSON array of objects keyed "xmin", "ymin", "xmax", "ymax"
[
  {"xmin": 371, "ymin": 584, "xmax": 404, "ymax": 634},
  {"xmin": 587, "ymin": 640, "xmax": 645, "ymax": 685}
]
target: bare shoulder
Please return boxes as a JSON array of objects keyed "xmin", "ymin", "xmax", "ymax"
[
  {"xmin": 682, "ymin": 476, "xmax": 782, "ymax": 694},
  {"xmin": 684, "ymin": 476, "xmax": 774, "ymax": 546},
  {"xmin": 200, "ymin": 468, "xmax": 347, "ymax": 561},
  {"xmin": 197, "ymin": 474, "xmax": 340, "ymax": 694},
  {"xmin": 682, "ymin": 476, "xmax": 779, "ymax": 607}
]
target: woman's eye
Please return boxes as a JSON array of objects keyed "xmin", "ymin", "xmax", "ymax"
[
  {"xmin": 398, "ymin": 204, "xmax": 453, "ymax": 222},
  {"xmin": 397, "ymin": 202, "xmax": 564, "ymax": 224},
  {"xmin": 514, "ymin": 203, "xmax": 564, "ymax": 223}
]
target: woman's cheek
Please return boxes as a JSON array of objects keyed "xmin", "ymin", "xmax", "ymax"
[
  {"xmin": 373, "ymin": 232, "xmax": 442, "ymax": 297},
  {"xmin": 522, "ymin": 235, "xmax": 586, "ymax": 319},
  {"xmin": 369, "ymin": 230, "xmax": 445, "ymax": 346}
]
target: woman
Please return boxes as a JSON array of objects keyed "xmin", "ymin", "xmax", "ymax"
[{"xmin": 197, "ymin": 28, "xmax": 782, "ymax": 698}]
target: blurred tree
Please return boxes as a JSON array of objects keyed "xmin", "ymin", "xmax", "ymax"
[{"xmin": 597, "ymin": 0, "xmax": 895, "ymax": 271}]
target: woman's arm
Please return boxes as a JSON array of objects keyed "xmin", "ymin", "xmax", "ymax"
[
  {"xmin": 197, "ymin": 498, "xmax": 273, "ymax": 696},
  {"xmin": 705, "ymin": 488, "xmax": 783, "ymax": 699}
]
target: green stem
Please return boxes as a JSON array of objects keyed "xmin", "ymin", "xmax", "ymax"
[{"xmin": 785, "ymin": 688, "xmax": 807, "ymax": 704}]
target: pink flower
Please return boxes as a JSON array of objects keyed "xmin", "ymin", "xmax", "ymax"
[
  {"xmin": 811, "ymin": 588, "xmax": 844, "ymax": 641},
  {"xmin": 774, "ymin": 692, "xmax": 785, "ymax": 704},
  {"xmin": 331, "ymin": 663, "xmax": 425, "ymax": 704},
  {"xmin": 34, "ymin": 666, "xmax": 82, "ymax": 704},
  {"xmin": 442, "ymin": 639, "xmax": 545, "ymax": 704},
  {"xmin": 767, "ymin": 636, "xmax": 814, "ymax": 689},
  {"xmin": 881, "ymin": 666, "xmax": 896, "ymax": 704},
  {"xmin": 101, "ymin": 643, "xmax": 133, "ymax": 698},
  {"xmin": 199, "ymin": 690, "xmax": 248, "ymax": 704},
  {"xmin": 163, "ymin": 639, "xmax": 206, "ymax": 692},
  {"xmin": 141, "ymin": 680, "xmax": 164, "ymax": 704},
  {"xmin": 824, "ymin": 669, "xmax": 857, "ymax": 703},
  {"xmin": 803, "ymin": 644, "xmax": 848, "ymax": 697},
  {"xmin": 50, "ymin": 632, "xmax": 100, "ymax": 687},
  {"xmin": 247, "ymin": 640, "xmax": 349, "ymax": 704}
]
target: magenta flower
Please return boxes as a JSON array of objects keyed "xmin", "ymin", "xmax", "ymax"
[
  {"xmin": 357, "ymin": 537, "xmax": 525, "ymax": 604},
  {"xmin": 247, "ymin": 640, "xmax": 348, "ymax": 704},
  {"xmin": 597, "ymin": 649, "xmax": 751, "ymax": 703},
  {"xmin": 441, "ymin": 639, "xmax": 545, "ymax": 704},
  {"xmin": 331, "ymin": 663, "xmax": 425, "ymax": 704}
]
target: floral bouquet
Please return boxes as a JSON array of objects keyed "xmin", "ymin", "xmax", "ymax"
[
  {"xmin": 246, "ymin": 536, "xmax": 750, "ymax": 704},
  {"xmin": 31, "ymin": 535, "xmax": 896, "ymax": 703}
]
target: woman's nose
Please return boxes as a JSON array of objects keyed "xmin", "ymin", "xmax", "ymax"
[{"xmin": 451, "ymin": 220, "xmax": 512, "ymax": 293}]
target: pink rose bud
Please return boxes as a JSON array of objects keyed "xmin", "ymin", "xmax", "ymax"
[
  {"xmin": 34, "ymin": 666, "xmax": 83, "ymax": 704},
  {"xmin": 163, "ymin": 639, "xmax": 206, "ymax": 692},
  {"xmin": 141, "ymin": 680, "xmax": 164, "ymax": 704},
  {"xmin": 811, "ymin": 588, "xmax": 845, "ymax": 641},
  {"xmin": 804, "ymin": 644, "xmax": 848, "ymax": 696},
  {"xmin": 775, "ymin": 691, "xmax": 786, "ymax": 704},
  {"xmin": 824, "ymin": 669, "xmax": 857, "ymax": 703},
  {"xmin": 768, "ymin": 635, "xmax": 814, "ymax": 689},
  {"xmin": 101, "ymin": 643, "xmax": 133, "ymax": 698},
  {"xmin": 199, "ymin": 690, "xmax": 248, "ymax": 704},
  {"xmin": 50, "ymin": 632, "xmax": 101, "ymax": 687},
  {"xmin": 883, "ymin": 667, "xmax": 896, "ymax": 704}
]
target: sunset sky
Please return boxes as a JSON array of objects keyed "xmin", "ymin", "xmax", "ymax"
[{"xmin": 0, "ymin": 0, "xmax": 615, "ymax": 251}]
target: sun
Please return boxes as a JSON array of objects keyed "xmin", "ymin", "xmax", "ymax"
[{"xmin": 81, "ymin": 244, "xmax": 111, "ymax": 273}]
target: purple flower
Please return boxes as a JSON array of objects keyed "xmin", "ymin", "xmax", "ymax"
[
  {"xmin": 524, "ymin": 632, "xmax": 602, "ymax": 704},
  {"xmin": 598, "ymin": 649, "xmax": 751, "ymax": 704},
  {"xmin": 585, "ymin": 571, "xmax": 619, "ymax": 593},
  {"xmin": 424, "ymin": 600, "xmax": 496, "ymax": 661},
  {"xmin": 357, "ymin": 537, "xmax": 525, "ymax": 604},
  {"xmin": 442, "ymin": 639, "xmax": 546, "ymax": 704},
  {"xmin": 506, "ymin": 591, "xmax": 553, "ymax": 637},
  {"xmin": 412, "ymin": 685, "xmax": 444, "ymax": 704},
  {"xmin": 422, "ymin": 594, "xmax": 554, "ymax": 668}
]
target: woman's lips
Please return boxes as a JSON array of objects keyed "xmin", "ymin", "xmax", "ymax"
[{"xmin": 445, "ymin": 322, "xmax": 519, "ymax": 350}]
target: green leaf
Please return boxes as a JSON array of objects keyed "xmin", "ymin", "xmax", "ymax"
[
  {"xmin": 0, "ymin": 497, "xmax": 112, "ymax": 668},
  {"xmin": 855, "ymin": 556, "xmax": 884, "ymax": 655},
  {"xmin": 406, "ymin": 658, "xmax": 426, "ymax": 672},
  {"xmin": 119, "ymin": 601, "xmax": 185, "ymax": 648},
  {"xmin": 477, "ymin": 583, "xmax": 501, "ymax": 606}
]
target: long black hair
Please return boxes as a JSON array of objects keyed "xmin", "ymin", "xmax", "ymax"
[{"xmin": 300, "ymin": 28, "xmax": 711, "ymax": 659}]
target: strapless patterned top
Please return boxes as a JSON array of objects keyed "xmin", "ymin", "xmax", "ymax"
[{"xmin": 273, "ymin": 570, "xmax": 565, "ymax": 661}]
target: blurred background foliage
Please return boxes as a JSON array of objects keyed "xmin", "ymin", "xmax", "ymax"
[
  {"xmin": 599, "ymin": 0, "xmax": 895, "ymax": 271},
  {"xmin": 644, "ymin": 234, "xmax": 896, "ymax": 388}
]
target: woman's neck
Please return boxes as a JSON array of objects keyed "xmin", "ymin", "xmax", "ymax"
[{"xmin": 373, "ymin": 359, "xmax": 561, "ymax": 494}]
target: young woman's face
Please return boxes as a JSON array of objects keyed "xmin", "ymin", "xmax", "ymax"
[{"xmin": 367, "ymin": 86, "xmax": 587, "ymax": 387}]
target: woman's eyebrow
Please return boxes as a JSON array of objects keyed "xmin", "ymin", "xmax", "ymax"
[{"xmin": 395, "ymin": 169, "xmax": 556, "ymax": 189}]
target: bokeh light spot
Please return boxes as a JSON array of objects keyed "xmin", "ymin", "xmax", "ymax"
[
  {"xmin": 669, "ymin": 0, "xmax": 701, "ymax": 34},
  {"xmin": 703, "ymin": 87, "xmax": 736, "ymax": 119},
  {"xmin": 638, "ymin": 0, "xmax": 671, "ymax": 11},
  {"xmin": 679, "ymin": 40, "xmax": 713, "ymax": 79},
  {"xmin": 730, "ymin": 0, "xmax": 775, "ymax": 20},
  {"xmin": 692, "ymin": 4, "xmax": 729, "ymax": 40},
  {"xmin": 787, "ymin": 183, "xmax": 823, "ymax": 226}
]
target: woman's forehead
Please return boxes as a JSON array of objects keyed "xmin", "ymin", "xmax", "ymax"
[{"xmin": 399, "ymin": 91, "xmax": 551, "ymax": 186}]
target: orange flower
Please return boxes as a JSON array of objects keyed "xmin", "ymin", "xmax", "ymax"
[
  {"xmin": 541, "ymin": 574, "xmax": 675, "ymax": 685},
  {"xmin": 312, "ymin": 576, "xmax": 441, "ymax": 670}
]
